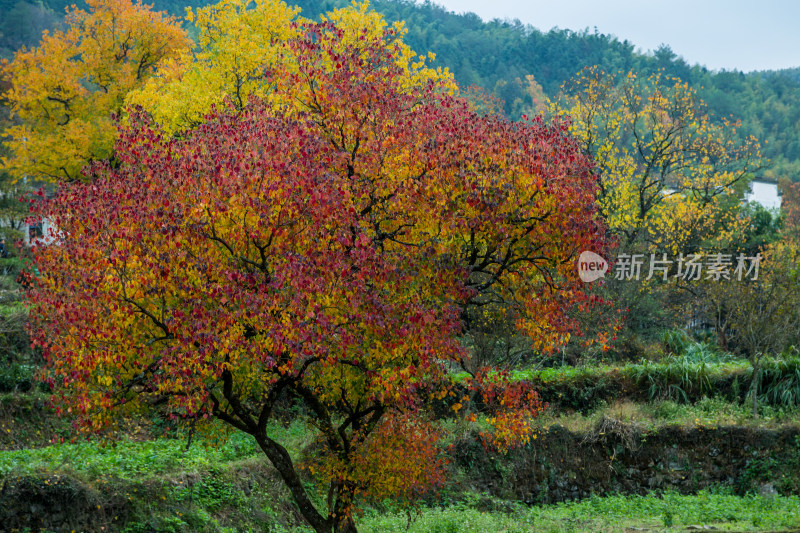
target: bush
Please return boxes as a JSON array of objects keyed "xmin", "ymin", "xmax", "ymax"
[
  {"xmin": 661, "ymin": 329, "xmax": 691, "ymax": 355},
  {"xmin": 624, "ymin": 355, "xmax": 714, "ymax": 402},
  {"xmin": 752, "ymin": 350, "xmax": 800, "ymax": 408},
  {"xmin": 0, "ymin": 362, "xmax": 35, "ymax": 392},
  {"xmin": 0, "ymin": 257, "xmax": 26, "ymax": 280}
]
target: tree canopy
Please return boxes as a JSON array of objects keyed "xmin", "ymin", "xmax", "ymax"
[
  {"xmin": 125, "ymin": 0, "xmax": 452, "ymax": 135},
  {"xmin": 551, "ymin": 67, "xmax": 763, "ymax": 255},
  {"xmin": 4, "ymin": 0, "xmax": 800, "ymax": 181},
  {"xmin": 28, "ymin": 11, "xmax": 606, "ymax": 533},
  {"xmin": 1, "ymin": 0, "xmax": 189, "ymax": 181}
]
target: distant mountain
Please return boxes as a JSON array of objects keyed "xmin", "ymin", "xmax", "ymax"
[{"xmin": 2, "ymin": 0, "xmax": 799, "ymax": 181}]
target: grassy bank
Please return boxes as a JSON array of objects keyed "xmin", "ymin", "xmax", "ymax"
[
  {"xmin": 361, "ymin": 491, "xmax": 800, "ymax": 532},
  {"xmin": 1, "ymin": 410, "xmax": 799, "ymax": 532},
  {"xmin": 2, "ymin": 340, "xmax": 800, "ymax": 531}
]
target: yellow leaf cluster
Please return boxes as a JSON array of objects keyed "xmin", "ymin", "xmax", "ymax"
[
  {"xmin": 126, "ymin": 0, "xmax": 455, "ymax": 135},
  {"xmin": 551, "ymin": 67, "xmax": 762, "ymax": 253},
  {"xmin": 1, "ymin": 0, "xmax": 190, "ymax": 181}
]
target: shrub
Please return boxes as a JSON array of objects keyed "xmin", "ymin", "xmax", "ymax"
[
  {"xmin": 661, "ymin": 329, "xmax": 691, "ymax": 355},
  {"xmin": 752, "ymin": 350, "xmax": 800, "ymax": 408},
  {"xmin": 624, "ymin": 355, "xmax": 713, "ymax": 402}
]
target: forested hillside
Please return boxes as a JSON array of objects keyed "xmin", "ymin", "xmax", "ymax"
[
  {"xmin": 2, "ymin": 0, "xmax": 800, "ymax": 180},
  {"xmin": 294, "ymin": 0, "xmax": 800, "ymax": 181}
]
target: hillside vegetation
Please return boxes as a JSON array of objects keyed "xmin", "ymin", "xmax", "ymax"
[
  {"xmin": 1, "ymin": 1, "xmax": 800, "ymax": 531},
  {"xmin": 2, "ymin": 0, "xmax": 800, "ymax": 180}
]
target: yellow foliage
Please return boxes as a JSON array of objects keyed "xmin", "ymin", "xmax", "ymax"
[
  {"xmin": 126, "ymin": 0, "xmax": 454, "ymax": 134},
  {"xmin": 551, "ymin": 67, "xmax": 762, "ymax": 253},
  {"xmin": 1, "ymin": 0, "xmax": 190, "ymax": 181}
]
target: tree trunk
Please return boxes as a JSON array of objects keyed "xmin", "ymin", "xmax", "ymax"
[
  {"xmin": 716, "ymin": 324, "xmax": 729, "ymax": 352},
  {"xmin": 254, "ymin": 433, "xmax": 333, "ymax": 533},
  {"xmin": 332, "ymin": 481, "xmax": 358, "ymax": 533},
  {"xmin": 751, "ymin": 359, "xmax": 760, "ymax": 419},
  {"xmin": 254, "ymin": 434, "xmax": 361, "ymax": 532}
]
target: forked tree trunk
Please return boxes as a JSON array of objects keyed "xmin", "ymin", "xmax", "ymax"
[{"xmin": 253, "ymin": 431, "xmax": 362, "ymax": 533}]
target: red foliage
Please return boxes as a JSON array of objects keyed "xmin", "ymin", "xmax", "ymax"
[{"xmin": 27, "ymin": 22, "xmax": 607, "ymax": 533}]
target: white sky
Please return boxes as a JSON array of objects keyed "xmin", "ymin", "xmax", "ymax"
[{"xmin": 428, "ymin": 0, "xmax": 800, "ymax": 72}]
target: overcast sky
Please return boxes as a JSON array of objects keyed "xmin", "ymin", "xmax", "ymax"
[{"xmin": 429, "ymin": 0, "xmax": 800, "ymax": 73}]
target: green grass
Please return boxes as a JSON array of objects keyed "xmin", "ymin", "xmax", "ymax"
[
  {"xmin": 360, "ymin": 505, "xmax": 521, "ymax": 533},
  {"xmin": 511, "ymin": 364, "xmax": 610, "ymax": 382},
  {"xmin": 457, "ymin": 353, "xmax": 800, "ymax": 414},
  {"xmin": 0, "ymin": 433, "xmax": 251, "ymax": 480},
  {"xmin": 0, "ymin": 402, "xmax": 798, "ymax": 532},
  {"xmin": 0, "ymin": 419, "xmax": 322, "ymax": 481},
  {"xmin": 0, "ymin": 413, "xmax": 319, "ymax": 479},
  {"xmin": 0, "ymin": 420, "xmax": 317, "ymax": 532},
  {"xmin": 506, "ymin": 358, "xmax": 751, "ymax": 389},
  {"xmin": 359, "ymin": 490, "xmax": 800, "ymax": 532},
  {"xmin": 0, "ymin": 300, "xmax": 26, "ymax": 316},
  {"xmin": 2, "ymin": 350, "xmax": 800, "ymax": 532}
]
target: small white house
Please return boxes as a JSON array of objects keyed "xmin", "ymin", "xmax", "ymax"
[
  {"xmin": 745, "ymin": 178, "xmax": 782, "ymax": 209},
  {"xmin": 660, "ymin": 178, "xmax": 782, "ymax": 210}
]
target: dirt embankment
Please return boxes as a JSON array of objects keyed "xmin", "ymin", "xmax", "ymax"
[{"xmin": 451, "ymin": 421, "xmax": 800, "ymax": 504}]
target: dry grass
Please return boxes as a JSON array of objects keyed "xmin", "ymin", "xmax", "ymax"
[{"xmin": 534, "ymin": 397, "xmax": 800, "ymax": 433}]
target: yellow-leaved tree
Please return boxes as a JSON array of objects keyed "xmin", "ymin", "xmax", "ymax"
[
  {"xmin": 551, "ymin": 67, "xmax": 762, "ymax": 255},
  {"xmin": 550, "ymin": 67, "xmax": 765, "ymax": 357},
  {"xmin": 126, "ymin": 0, "xmax": 453, "ymax": 134},
  {"xmin": 1, "ymin": 0, "xmax": 190, "ymax": 181}
]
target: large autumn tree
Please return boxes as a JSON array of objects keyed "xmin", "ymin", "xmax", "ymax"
[
  {"xmin": 1, "ymin": 0, "xmax": 189, "ymax": 182},
  {"xmin": 28, "ymin": 14, "xmax": 605, "ymax": 533},
  {"xmin": 550, "ymin": 68, "xmax": 765, "ymax": 350}
]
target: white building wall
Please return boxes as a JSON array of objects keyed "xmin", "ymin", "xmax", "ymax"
[{"xmin": 746, "ymin": 180, "xmax": 781, "ymax": 209}]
